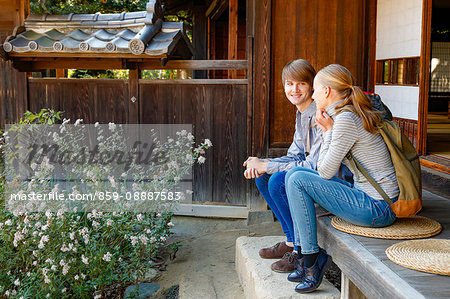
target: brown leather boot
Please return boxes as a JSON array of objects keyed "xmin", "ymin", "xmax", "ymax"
[
  {"xmin": 259, "ymin": 241, "xmax": 294, "ymax": 259},
  {"xmin": 270, "ymin": 252, "xmax": 297, "ymax": 273}
]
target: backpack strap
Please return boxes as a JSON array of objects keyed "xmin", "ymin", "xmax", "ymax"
[{"xmin": 345, "ymin": 152, "xmax": 394, "ymax": 206}]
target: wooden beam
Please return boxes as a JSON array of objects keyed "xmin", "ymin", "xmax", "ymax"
[
  {"xmin": 138, "ymin": 79, "xmax": 247, "ymax": 85},
  {"xmin": 420, "ymin": 158, "xmax": 450, "ymax": 175},
  {"xmin": 417, "ymin": 0, "xmax": 432, "ymax": 156},
  {"xmin": 228, "ymin": 0, "xmax": 238, "ymax": 79},
  {"xmin": 192, "ymin": 3, "xmax": 208, "ymax": 78},
  {"xmin": 11, "ymin": 58, "xmax": 248, "ymax": 72},
  {"xmin": 252, "ymin": 0, "xmax": 271, "ymax": 157},
  {"xmin": 140, "ymin": 59, "xmax": 248, "ymax": 70}
]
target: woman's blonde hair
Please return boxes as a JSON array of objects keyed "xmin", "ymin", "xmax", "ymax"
[
  {"xmin": 282, "ymin": 59, "xmax": 316, "ymax": 85},
  {"xmin": 315, "ymin": 64, "xmax": 381, "ymax": 134}
]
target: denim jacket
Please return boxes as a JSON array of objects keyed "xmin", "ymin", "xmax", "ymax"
[{"xmin": 266, "ymin": 101, "xmax": 322, "ymax": 174}]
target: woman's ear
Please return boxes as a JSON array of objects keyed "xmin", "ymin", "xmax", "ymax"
[{"xmin": 324, "ymin": 87, "xmax": 330, "ymax": 98}]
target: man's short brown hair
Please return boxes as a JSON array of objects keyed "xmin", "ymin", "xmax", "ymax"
[{"xmin": 282, "ymin": 59, "xmax": 316, "ymax": 85}]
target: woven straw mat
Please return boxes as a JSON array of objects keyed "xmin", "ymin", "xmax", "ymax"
[
  {"xmin": 331, "ymin": 215, "xmax": 442, "ymax": 239},
  {"xmin": 386, "ymin": 239, "xmax": 450, "ymax": 275}
]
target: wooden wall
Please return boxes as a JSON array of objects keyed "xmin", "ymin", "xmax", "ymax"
[
  {"xmin": 270, "ymin": 0, "xmax": 373, "ymax": 149},
  {"xmin": 24, "ymin": 78, "xmax": 248, "ymax": 206},
  {"xmin": 0, "ymin": 61, "xmax": 28, "ymax": 127},
  {"xmin": 209, "ymin": 10, "xmax": 247, "ymax": 79},
  {"xmin": 0, "ymin": 0, "xmax": 29, "ymax": 128}
]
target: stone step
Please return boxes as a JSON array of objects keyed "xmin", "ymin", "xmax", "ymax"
[{"xmin": 236, "ymin": 236, "xmax": 341, "ymax": 299}]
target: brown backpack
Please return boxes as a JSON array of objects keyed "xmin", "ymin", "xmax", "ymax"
[{"xmin": 346, "ymin": 120, "xmax": 422, "ymax": 218}]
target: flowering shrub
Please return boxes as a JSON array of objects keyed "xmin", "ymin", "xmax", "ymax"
[{"xmin": 0, "ymin": 113, "xmax": 211, "ymax": 298}]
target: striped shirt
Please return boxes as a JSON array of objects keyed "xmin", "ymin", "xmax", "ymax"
[{"xmin": 317, "ymin": 100, "xmax": 399, "ymax": 200}]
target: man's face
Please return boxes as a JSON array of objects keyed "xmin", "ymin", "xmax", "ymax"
[{"xmin": 284, "ymin": 79, "xmax": 313, "ymax": 107}]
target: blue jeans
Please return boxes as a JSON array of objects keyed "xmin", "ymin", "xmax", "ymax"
[
  {"xmin": 285, "ymin": 167, "xmax": 397, "ymax": 254},
  {"xmin": 255, "ymin": 172, "xmax": 298, "ymax": 252}
]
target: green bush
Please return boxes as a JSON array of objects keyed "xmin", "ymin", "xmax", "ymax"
[{"xmin": 0, "ymin": 112, "xmax": 211, "ymax": 298}]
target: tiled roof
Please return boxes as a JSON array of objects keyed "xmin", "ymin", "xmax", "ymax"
[{"xmin": 0, "ymin": 1, "xmax": 193, "ymax": 59}]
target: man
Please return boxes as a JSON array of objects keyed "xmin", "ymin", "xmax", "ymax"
[{"xmin": 243, "ymin": 59, "xmax": 322, "ymax": 272}]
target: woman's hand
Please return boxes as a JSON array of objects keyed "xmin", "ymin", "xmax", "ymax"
[{"xmin": 315, "ymin": 109, "xmax": 334, "ymax": 132}]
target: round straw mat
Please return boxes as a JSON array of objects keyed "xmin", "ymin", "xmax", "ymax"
[
  {"xmin": 386, "ymin": 239, "xmax": 450, "ymax": 275},
  {"xmin": 331, "ymin": 216, "xmax": 442, "ymax": 239}
]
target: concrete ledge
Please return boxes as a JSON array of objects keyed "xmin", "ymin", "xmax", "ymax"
[{"xmin": 236, "ymin": 236, "xmax": 340, "ymax": 299}]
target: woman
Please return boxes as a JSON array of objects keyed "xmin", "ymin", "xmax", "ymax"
[
  {"xmin": 243, "ymin": 59, "xmax": 322, "ymax": 272},
  {"xmin": 285, "ymin": 64, "xmax": 399, "ymax": 293}
]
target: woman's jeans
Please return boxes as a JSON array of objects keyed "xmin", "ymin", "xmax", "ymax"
[
  {"xmin": 285, "ymin": 167, "xmax": 397, "ymax": 254},
  {"xmin": 255, "ymin": 172, "xmax": 298, "ymax": 252}
]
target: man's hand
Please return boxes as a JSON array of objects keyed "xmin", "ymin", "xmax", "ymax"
[
  {"xmin": 244, "ymin": 168, "xmax": 262, "ymax": 179},
  {"xmin": 243, "ymin": 157, "xmax": 268, "ymax": 179}
]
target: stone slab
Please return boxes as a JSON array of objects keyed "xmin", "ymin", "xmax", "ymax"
[{"xmin": 236, "ymin": 236, "xmax": 340, "ymax": 299}]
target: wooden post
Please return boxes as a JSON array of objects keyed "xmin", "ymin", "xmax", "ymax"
[
  {"xmin": 417, "ymin": 0, "xmax": 432, "ymax": 156},
  {"xmin": 55, "ymin": 69, "xmax": 65, "ymax": 78},
  {"xmin": 128, "ymin": 67, "xmax": 139, "ymax": 124},
  {"xmin": 228, "ymin": 0, "xmax": 238, "ymax": 79},
  {"xmin": 192, "ymin": 2, "xmax": 207, "ymax": 79},
  {"xmin": 341, "ymin": 273, "xmax": 367, "ymax": 299}
]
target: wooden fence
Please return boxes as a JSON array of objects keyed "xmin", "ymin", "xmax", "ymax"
[{"xmin": 26, "ymin": 78, "xmax": 249, "ymax": 208}]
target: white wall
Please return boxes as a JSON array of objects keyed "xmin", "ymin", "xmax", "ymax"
[
  {"xmin": 375, "ymin": 85, "xmax": 419, "ymax": 120},
  {"xmin": 375, "ymin": 0, "xmax": 423, "ymax": 120},
  {"xmin": 376, "ymin": 0, "xmax": 423, "ymax": 60}
]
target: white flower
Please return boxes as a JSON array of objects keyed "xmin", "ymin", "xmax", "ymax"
[
  {"xmin": 74, "ymin": 118, "xmax": 83, "ymax": 126},
  {"xmin": 94, "ymin": 122, "xmax": 99, "ymax": 127},
  {"xmin": 139, "ymin": 235, "xmax": 148, "ymax": 245},
  {"xmin": 45, "ymin": 210, "xmax": 52, "ymax": 219},
  {"xmin": 81, "ymin": 273, "xmax": 86, "ymax": 279},
  {"xmin": 204, "ymin": 139, "xmax": 213, "ymax": 147},
  {"xmin": 160, "ymin": 236, "xmax": 166, "ymax": 242},
  {"xmin": 62, "ymin": 288, "xmax": 67, "ymax": 293},
  {"xmin": 106, "ymin": 219, "xmax": 113, "ymax": 226},
  {"xmin": 82, "ymin": 255, "xmax": 89, "ymax": 265},
  {"xmin": 14, "ymin": 278, "xmax": 20, "ymax": 286},
  {"xmin": 186, "ymin": 189, "xmax": 193, "ymax": 195},
  {"xmin": 62, "ymin": 118, "xmax": 70, "ymax": 125},
  {"xmin": 27, "ymin": 272, "xmax": 31, "ymax": 277},
  {"xmin": 198, "ymin": 156, "xmax": 206, "ymax": 164},
  {"xmin": 167, "ymin": 221, "xmax": 175, "ymax": 227},
  {"xmin": 146, "ymin": 229, "xmax": 152, "ymax": 234},
  {"xmin": 92, "ymin": 220, "xmax": 100, "ymax": 228},
  {"xmin": 102, "ymin": 252, "xmax": 112, "ymax": 262},
  {"xmin": 130, "ymin": 236, "xmax": 138, "ymax": 246},
  {"xmin": 62, "ymin": 265, "xmax": 70, "ymax": 275},
  {"xmin": 5, "ymin": 220, "xmax": 12, "ymax": 226},
  {"xmin": 94, "ymin": 294, "xmax": 101, "ymax": 299},
  {"xmin": 46, "ymin": 293, "xmax": 50, "ymax": 297},
  {"xmin": 136, "ymin": 214, "xmax": 142, "ymax": 221},
  {"xmin": 5, "ymin": 290, "xmax": 10, "ymax": 296},
  {"xmin": 108, "ymin": 122, "xmax": 116, "ymax": 131},
  {"xmin": 74, "ymin": 274, "xmax": 79, "ymax": 280},
  {"xmin": 51, "ymin": 265, "xmax": 57, "ymax": 271}
]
